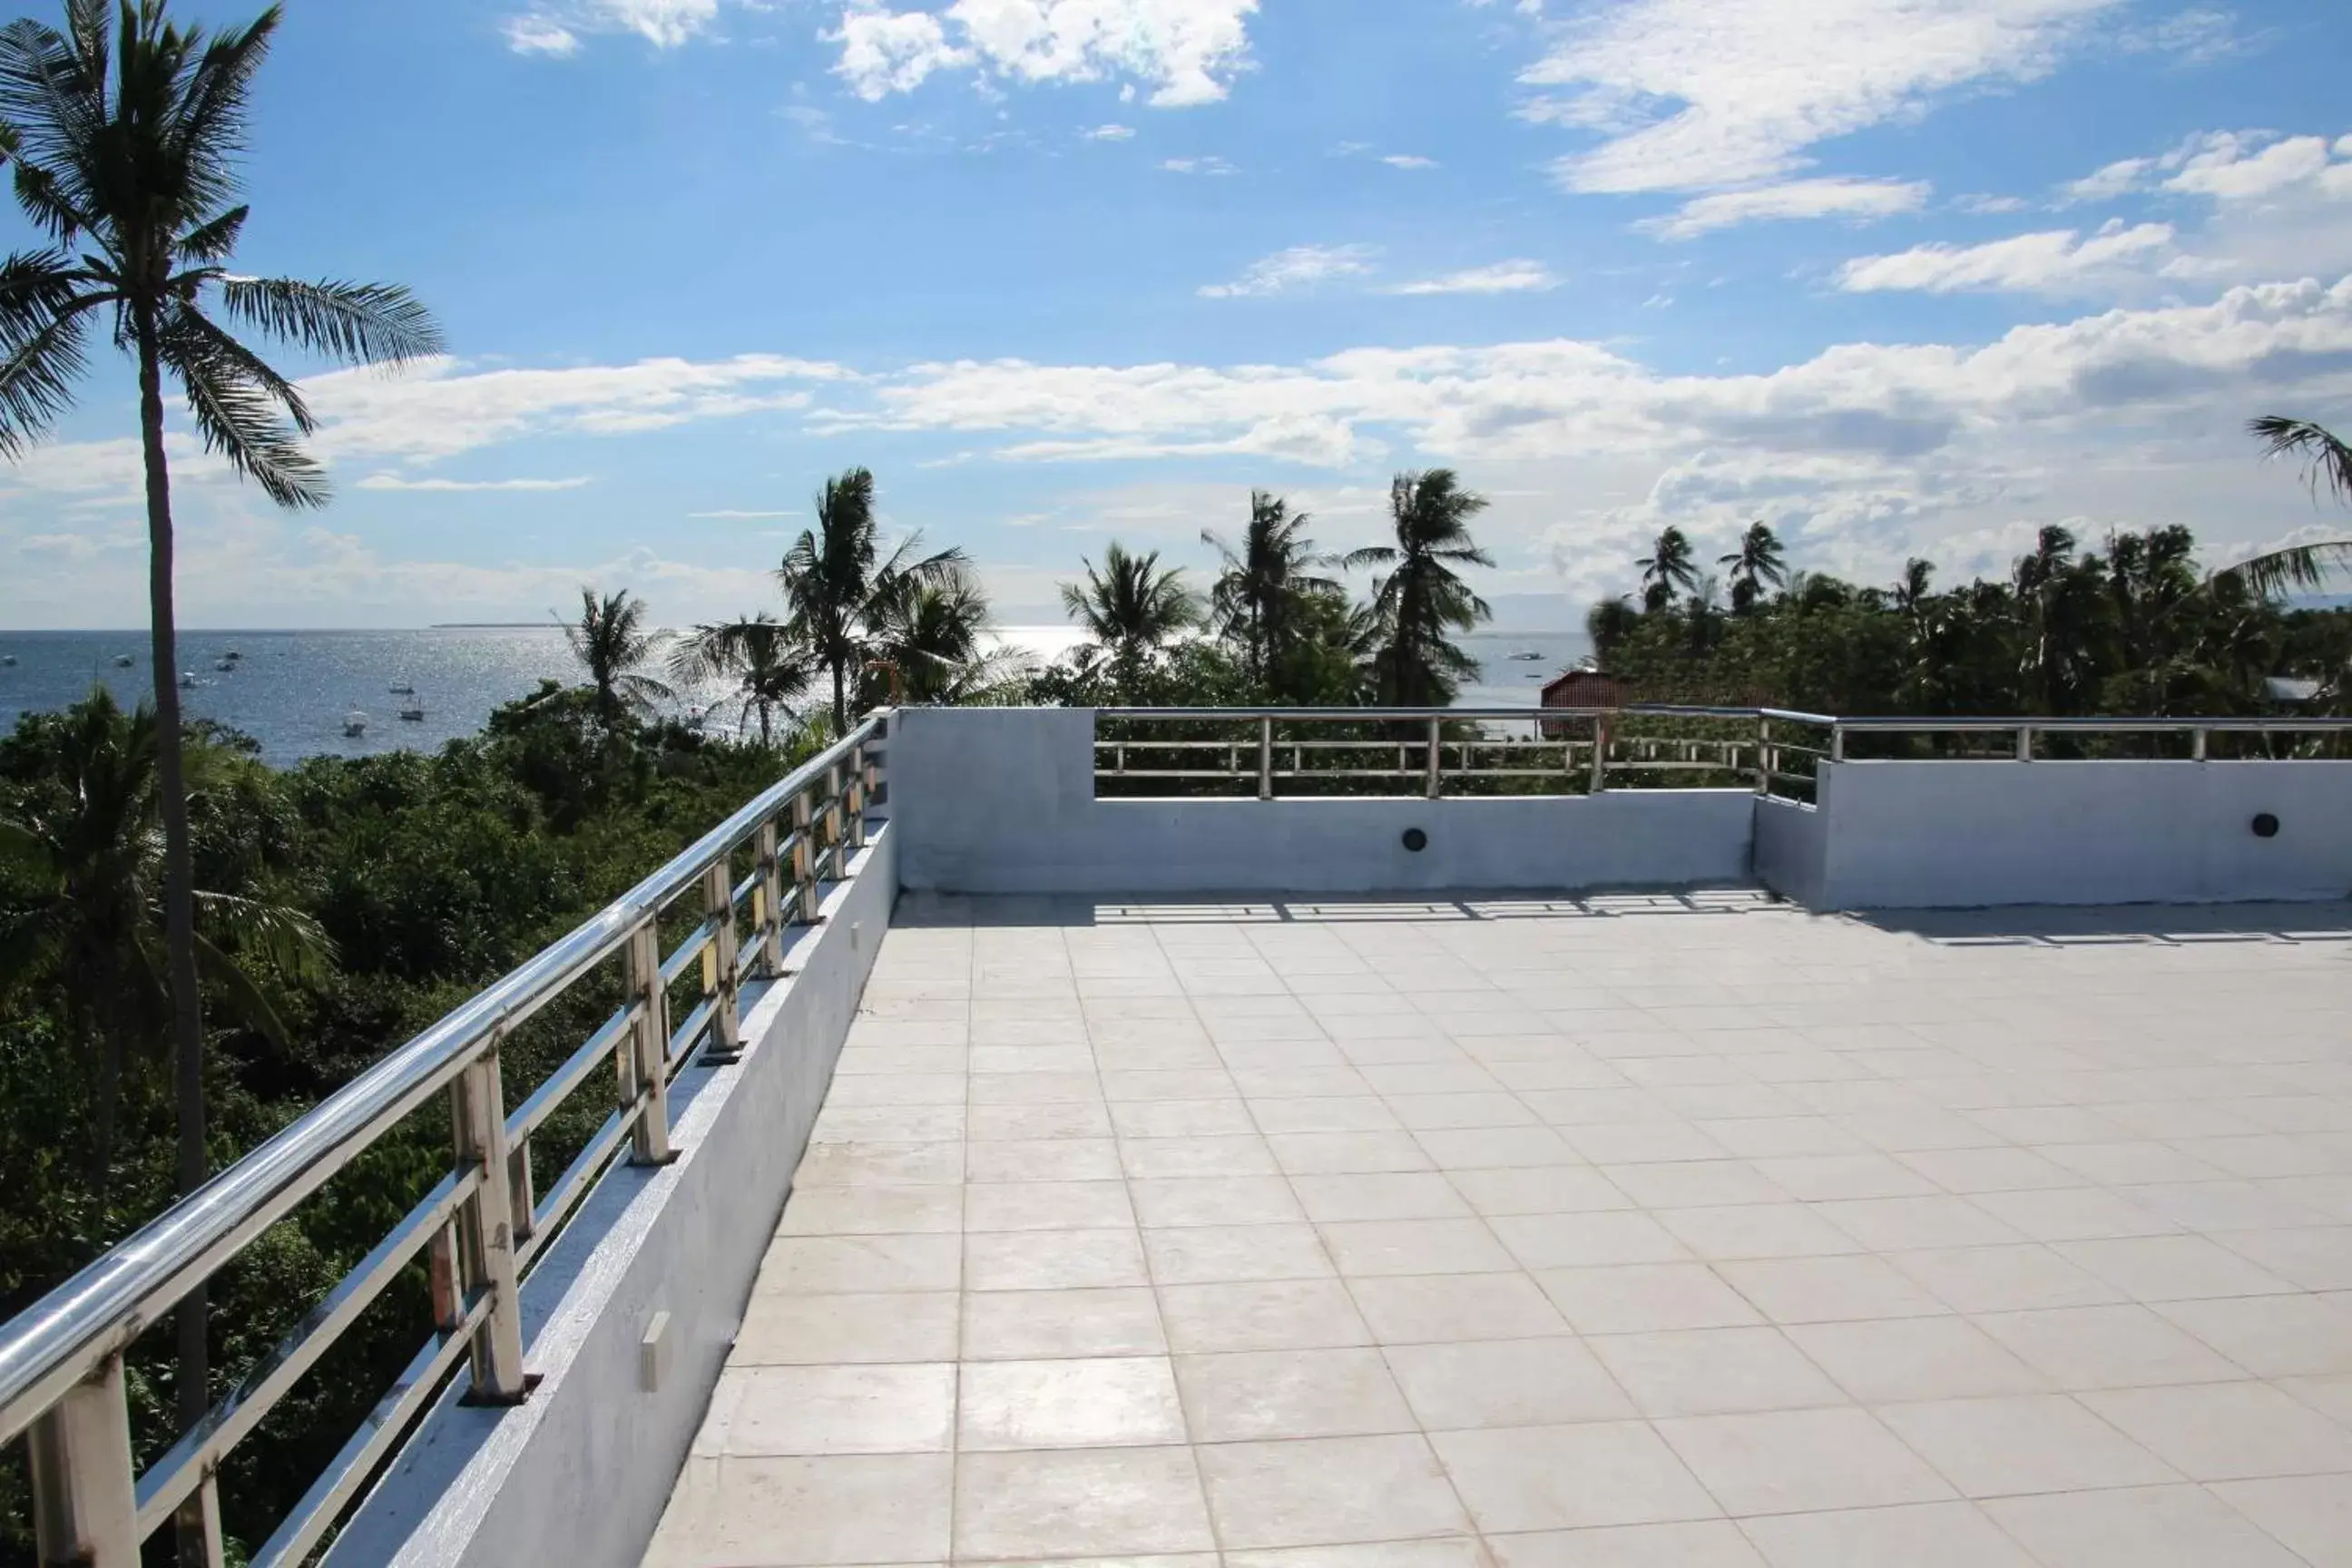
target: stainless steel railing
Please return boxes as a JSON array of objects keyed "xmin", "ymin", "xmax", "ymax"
[
  {"xmin": 1093, "ymin": 706, "xmax": 2352, "ymax": 803},
  {"xmin": 0, "ymin": 713, "xmax": 888, "ymax": 1568}
]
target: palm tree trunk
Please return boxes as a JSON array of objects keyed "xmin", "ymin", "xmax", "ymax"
[
  {"xmin": 830, "ymin": 655, "xmax": 847, "ymax": 738},
  {"xmin": 137, "ymin": 316, "xmax": 213, "ymax": 1568}
]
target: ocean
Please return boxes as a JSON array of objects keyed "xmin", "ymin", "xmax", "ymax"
[{"xmin": 0, "ymin": 626, "xmax": 1592, "ymax": 768}]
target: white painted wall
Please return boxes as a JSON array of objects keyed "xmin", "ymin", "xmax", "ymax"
[
  {"xmin": 328, "ymin": 828, "xmax": 897, "ymax": 1568},
  {"xmin": 888, "ymin": 707, "xmax": 1758, "ymax": 895},
  {"xmin": 1752, "ymin": 795, "xmax": 1827, "ymax": 909},
  {"xmin": 1797, "ymin": 760, "xmax": 2352, "ymax": 908}
]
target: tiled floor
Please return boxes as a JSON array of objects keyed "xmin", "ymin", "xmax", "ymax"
[{"xmin": 647, "ymin": 892, "xmax": 2352, "ymax": 1568}]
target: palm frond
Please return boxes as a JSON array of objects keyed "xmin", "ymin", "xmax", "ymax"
[
  {"xmin": 175, "ymin": 202, "xmax": 247, "ymax": 264},
  {"xmin": 0, "ymin": 15, "xmax": 105, "ymax": 227},
  {"xmin": 158, "ymin": 303, "xmax": 325, "ymax": 506},
  {"xmin": 193, "ymin": 889, "xmax": 335, "ymax": 985},
  {"xmin": 189, "ymin": 928, "xmax": 291, "ymax": 1048},
  {"xmin": 164, "ymin": 8, "xmax": 281, "ymax": 217},
  {"xmin": 217, "ymin": 276, "xmax": 443, "ymax": 367},
  {"xmin": 0, "ymin": 266, "xmax": 100, "ymax": 454},
  {"xmin": 2249, "ymin": 416, "xmax": 2352, "ymax": 510},
  {"xmin": 2208, "ymin": 541, "xmax": 2352, "ymax": 602}
]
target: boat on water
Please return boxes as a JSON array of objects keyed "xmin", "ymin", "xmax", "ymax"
[
  {"xmin": 179, "ymin": 671, "xmax": 199, "ymax": 689},
  {"xmin": 0, "ymin": 654, "xmax": 15, "ymax": 667},
  {"xmin": 343, "ymin": 711, "xmax": 368, "ymax": 738},
  {"xmin": 398, "ymin": 699, "xmax": 426, "ymax": 722},
  {"xmin": 113, "ymin": 654, "xmax": 133, "ymax": 668},
  {"xmin": 388, "ymin": 681, "xmax": 416, "ymax": 695},
  {"xmin": 213, "ymin": 659, "xmax": 236, "ymax": 672},
  {"xmin": 1507, "ymin": 650, "xmax": 1544, "ymax": 662}
]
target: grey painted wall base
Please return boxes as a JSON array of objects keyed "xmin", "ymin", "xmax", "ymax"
[
  {"xmin": 325, "ymin": 827, "xmax": 896, "ymax": 1568},
  {"xmin": 1757, "ymin": 761, "xmax": 2352, "ymax": 908},
  {"xmin": 890, "ymin": 707, "xmax": 1757, "ymax": 894}
]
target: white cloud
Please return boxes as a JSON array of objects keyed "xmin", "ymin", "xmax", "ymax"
[
  {"xmin": 503, "ymin": 16, "xmax": 583, "ymax": 54},
  {"xmin": 355, "ymin": 474, "xmax": 596, "ymax": 493},
  {"xmin": 1524, "ymin": 0, "xmax": 2117, "ymax": 194},
  {"xmin": 1198, "ymin": 244, "xmax": 1376, "ymax": 299},
  {"xmin": 1955, "ymin": 193, "xmax": 2032, "ymax": 213},
  {"xmin": 1838, "ymin": 220, "xmax": 2177, "ymax": 295},
  {"xmin": 1642, "ymin": 177, "xmax": 1930, "ymax": 240},
  {"xmin": 1084, "ymin": 122, "xmax": 1136, "ymax": 140},
  {"xmin": 1382, "ymin": 154, "xmax": 1440, "ymax": 170},
  {"xmin": 2165, "ymin": 132, "xmax": 2337, "ymax": 201},
  {"xmin": 1386, "ymin": 260, "xmax": 1561, "ymax": 296},
  {"xmin": 1160, "ymin": 155, "xmax": 1234, "ymax": 175},
  {"xmin": 2061, "ymin": 153, "xmax": 2155, "ymax": 204},
  {"xmin": 833, "ymin": 0, "xmax": 1259, "ymax": 108},
  {"xmin": 2044, "ymin": 129, "xmax": 2352, "ymax": 285},
  {"xmin": 690, "ymin": 509, "xmax": 802, "ymax": 519}
]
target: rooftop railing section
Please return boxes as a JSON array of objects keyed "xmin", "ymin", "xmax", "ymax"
[
  {"xmin": 0, "ymin": 717, "xmax": 885, "ymax": 1568},
  {"xmin": 1093, "ymin": 706, "xmax": 2352, "ymax": 805}
]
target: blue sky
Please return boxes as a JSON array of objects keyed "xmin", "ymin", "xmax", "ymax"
[{"xmin": 2, "ymin": 0, "xmax": 2349, "ymax": 628}]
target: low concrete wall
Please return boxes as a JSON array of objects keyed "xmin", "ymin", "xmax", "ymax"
[
  {"xmin": 328, "ymin": 828, "xmax": 897, "ymax": 1568},
  {"xmin": 889, "ymin": 707, "xmax": 1757, "ymax": 895},
  {"xmin": 1808, "ymin": 760, "xmax": 2352, "ymax": 908},
  {"xmin": 1752, "ymin": 794, "xmax": 1827, "ymax": 909}
]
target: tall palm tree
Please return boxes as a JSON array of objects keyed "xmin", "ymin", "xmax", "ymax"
[
  {"xmin": 1892, "ymin": 558, "xmax": 1935, "ymax": 624},
  {"xmin": 671, "ymin": 613, "xmax": 816, "ymax": 745},
  {"xmin": 0, "ymin": 0, "xmax": 437, "ymax": 1473},
  {"xmin": 564, "ymin": 587, "xmax": 674, "ymax": 727},
  {"xmin": 1718, "ymin": 521, "xmax": 1788, "ymax": 614},
  {"xmin": 2218, "ymin": 416, "xmax": 2352, "ymax": 598},
  {"xmin": 1636, "ymin": 526, "xmax": 1700, "ymax": 612},
  {"xmin": 779, "ymin": 466, "xmax": 967, "ymax": 733},
  {"xmin": 869, "ymin": 566, "xmax": 1026, "ymax": 706},
  {"xmin": 1202, "ymin": 490, "xmax": 1338, "ymax": 690},
  {"xmin": 1347, "ymin": 470, "xmax": 1494, "ymax": 707},
  {"xmin": 1061, "ymin": 542, "xmax": 1202, "ymax": 687},
  {"xmin": 0, "ymin": 691, "xmax": 329, "ymax": 1188}
]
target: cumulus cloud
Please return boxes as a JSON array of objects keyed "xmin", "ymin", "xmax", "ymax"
[
  {"xmin": 833, "ymin": 0, "xmax": 1259, "ymax": 108},
  {"xmin": 354, "ymin": 474, "xmax": 596, "ymax": 493},
  {"xmin": 1642, "ymin": 178, "xmax": 1930, "ymax": 240},
  {"xmin": 1197, "ymin": 244, "xmax": 1376, "ymax": 299},
  {"xmin": 1524, "ymin": 0, "xmax": 2117, "ymax": 195},
  {"xmin": 1385, "ymin": 260, "xmax": 1561, "ymax": 296},
  {"xmin": 503, "ymin": 16, "xmax": 583, "ymax": 54},
  {"xmin": 502, "ymin": 0, "xmax": 720, "ymax": 53},
  {"xmin": 1838, "ymin": 220, "xmax": 2177, "ymax": 295}
]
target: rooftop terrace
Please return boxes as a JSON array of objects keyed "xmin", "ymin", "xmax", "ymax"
[{"xmin": 650, "ymin": 892, "xmax": 2352, "ymax": 1568}]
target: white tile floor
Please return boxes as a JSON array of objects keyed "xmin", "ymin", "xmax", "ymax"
[{"xmin": 646, "ymin": 892, "xmax": 2352, "ymax": 1567}]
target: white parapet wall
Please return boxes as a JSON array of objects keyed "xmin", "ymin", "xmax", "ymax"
[
  {"xmin": 1763, "ymin": 759, "xmax": 2352, "ymax": 908},
  {"xmin": 887, "ymin": 707, "xmax": 1758, "ymax": 895},
  {"xmin": 325, "ymin": 828, "xmax": 896, "ymax": 1568}
]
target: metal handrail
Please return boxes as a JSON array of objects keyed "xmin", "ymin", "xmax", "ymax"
[{"xmin": 1, "ymin": 712, "xmax": 889, "ymax": 1568}]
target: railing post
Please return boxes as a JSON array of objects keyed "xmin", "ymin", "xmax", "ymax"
[
  {"xmin": 791, "ymin": 788, "xmax": 819, "ymax": 925},
  {"xmin": 1755, "ymin": 716, "xmax": 1770, "ymax": 795},
  {"xmin": 2015, "ymin": 726, "xmax": 2034, "ymax": 762},
  {"xmin": 2192, "ymin": 727, "xmax": 2210, "ymax": 762},
  {"xmin": 847, "ymin": 742, "xmax": 868, "ymax": 852},
  {"xmin": 701, "ymin": 860, "xmax": 742, "ymax": 1063},
  {"xmin": 1259, "ymin": 717, "xmax": 1274, "ymax": 801},
  {"xmin": 622, "ymin": 921, "xmax": 674, "ymax": 1166},
  {"xmin": 28, "ymin": 1354, "xmax": 140, "ymax": 1568},
  {"xmin": 449, "ymin": 1044, "xmax": 529, "ymax": 1402},
  {"xmin": 825, "ymin": 760, "xmax": 847, "ymax": 879},
  {"xmin": 1830, "ymin": 726, "xmax": 1847, "ymax": 764},
  {"xmin": 1590, "ymin": 712, "xmax": 1611, "ymax": 794},
  {"xmin": 753, "ymin": 818, "xmax": 785, "ymax": 976},
  {"xmin": 1425, "ymin": 716, "xmax": 1442, "ymax": 799}
]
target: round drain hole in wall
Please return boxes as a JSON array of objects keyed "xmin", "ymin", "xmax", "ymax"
[
  {"xmin": 1402, "ymin": 828, "xmax": 1429, "ymax": 853},
  {"xmin": 2252, "ymin": 812, "xmax": 2281, "ymax": 838}
]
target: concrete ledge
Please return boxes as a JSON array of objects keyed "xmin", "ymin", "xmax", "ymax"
[
  {"xmin": 890, "ymin": 707, "xmax": 1755, "ymax": 894},
  {"xmin": 326, "ymin": 826, "xmax": 897, "ymax": 1568}
]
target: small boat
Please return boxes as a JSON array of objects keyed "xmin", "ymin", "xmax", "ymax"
[
  {"xmin": 213, "ymin": 659, "xmax": 235, "ymax": 672},
  {"xmin": 398, "ymin": 699, "xmax": 426, "ymax": 722},
  {"xmin": 113, "ymin": 654, "xmax": 133, "ymax": 668},
  {"xmin": 343, "ymin": 711, "xmax": 368, "ymax": 738},
  {"xmin": 179, "ymin": 671, "xmax": 199, "ymax": 689},
  {"xmin": 1507, "ymin": 650, "xmax": 1544, "ymax": 662},
  {"xmin": 0, "ymin": 654, "xmax": 15, "ymax": 667},
  {"xmin": 222, "ymin": 649, "xmax": 242, "ymax": 661},
  {"xmin": 388, "ymin": 681, "xmax": 416, "ymax": 695}
]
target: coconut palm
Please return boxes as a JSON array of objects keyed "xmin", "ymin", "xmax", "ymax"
[
  {"xmin": 1719, "ymin": 521, "xmax": 1788, "ymax": 614},
  {"xmin": 779, "ymin": 466, "xmax": 968, "ymax": 734},
  {"xmin": 1892, "ymin": 559, "xmax": 1935, "ymax": 623},
  {"xmin": 0, "ymin": 688, "xmax": 329, "ymax": 1184},
  {"xmin": 1585, "ymin": 595, "xmax": 1639, "ymax": 667},
  {"xmin": 564, "ymin": 587, "xmax": 674, "ymax": 727},
  {"xmin": 1347, "ymin": 470, "xmax": 1494, "ymax": 708},
  {"xmin": 1062, "ymin": 543, "xmax": 1202, "ymax": 686},
  {"xmin": 1636, "ymin": 526, "xmax": 1700, "ymax": 613},
  {"xmin": 2215, "ymin": 416, "xmax": 2352, "ymax": 599},
  {"xmin": 868, "ymin": 567, "xmax": 1026, "ymax": 707},
  {"xmin": 1202, "ymin": 491, "xmax": 1339, "ymax": 691},
  {"xmin": 0, "ymin": 0, "xmax": 438, "ymax": 1467},
  {"xmin": 671, "ymin": 613, "xmax": 817, "ymax": 746}
]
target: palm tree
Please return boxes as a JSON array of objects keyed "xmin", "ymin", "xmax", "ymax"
[
  {"xmin": 1347, "ymin": 470, "xmax": 1494, "ymax": 707},
  {"xmin": 869, "ymin": 567, "xmax": 1026, "ymax": 707},
  {"xmin": 2216, "ymin": 416, "xmax": 2352, "ymax": 598},
  {"xmin": 671, "ymin": 613, "xmax": 816, "ymax": 745},
  {"xmin": 0, "ymin": 0, "xmax": 437, "ymax": 1471},
  {"xmin": 1585, "ymin": 595, "xmax": 1639, "ymax": 667},
  {"xmin": 1892, "ymin": 559, "xmax": 1935, "ymax": 624},
  {"xmin": 779, "ymin": 466, "xmax": 967, "ymax": 733},
  {"xmin": 1061, "ymin": 542, "xmax": 1202, "ymax": 687},
  {"xmin": 0, "ymin": 689, "xmax": 329, "ymax": 1182},
  {"xmin": 1636, "ymin": 526, "xmax": 1700, "ymax": 613},
  {"xmin": 564, "ymin": 587, "xmax": 674, "ymax": 727},
  {"xmin": 1202, "ymin": 491, "xmax": 1338, "ymax": 690},
  {"xmin": 1718, "ymin": 522, "xmax": 1788, "ymax": 614}
]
